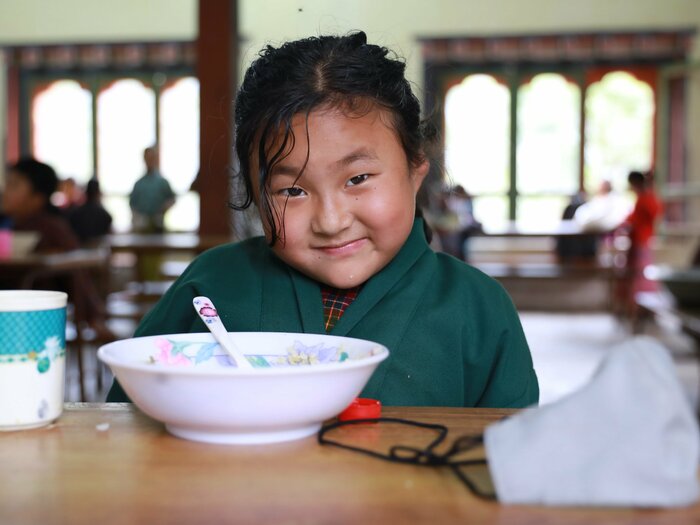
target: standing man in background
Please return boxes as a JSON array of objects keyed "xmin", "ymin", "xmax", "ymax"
[
  {"xmin": 129, "ymin": 146, "xmax": 176, "ymax": 282},
  {"xmin": 129, "ymin": 146, "xmax": 175, "ymax": 233}
]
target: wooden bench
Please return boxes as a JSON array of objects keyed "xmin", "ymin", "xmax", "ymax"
[{"xmin": 471, "ymin": 260, "xmax": 619, "ymax": 312}]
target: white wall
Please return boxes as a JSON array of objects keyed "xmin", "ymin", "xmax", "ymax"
[
  {"xmin": 0, "ymin": 0, "xmax": 197, "ymax": 44},
  {"xmin": 2, "ymin": 0, "xmax": 698, "ymax": 93},
  {"xmin": 2, "ymin": 0, "xmax": 700, "ymax": 212},
  {"xmin": 240, "ymin": 0, "xmax": 700, "ymax": 89}
]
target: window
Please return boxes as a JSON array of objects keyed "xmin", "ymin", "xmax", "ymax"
[
  {"xmin": 424, "ymin": 31, "xmax": 695, "ymax": 232},
  {"xmin": 97, "ymin": 79, "xmax": 156, "ymax": 195},
  {"xmin": 584, "ymin": 71, "xmax": 654, "ymax": 193},
  {"xmin": 31, "ymin": 80, "xmax": 93, "ymax": 184},
  {"xmin": 443, "ymin": 68, "xmax": 655, "ymax": 231},
  {"xmin": 444, "ymin": 74, "xmax": 510, "ymax": 229},
  {"xmin": 28, "ymin": 74, "xmax": 200, "ymax": 232},
  {"xmin": 517, "ymin": 74, "xmax": 580, "ymax": 229},
  {"xmin": 159, "ymin": 77, "xmax": 200, "ymax": 232}
]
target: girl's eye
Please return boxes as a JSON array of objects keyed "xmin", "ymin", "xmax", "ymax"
[
  {"xmin": 278, "ymin": 186, "xmax": 306, "ymax": 197},
  {"xmin": 347, "ymin": 174, "xmax": 370, "ymax": 187}
]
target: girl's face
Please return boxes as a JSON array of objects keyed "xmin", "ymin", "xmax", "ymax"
[
  {"xmin": 257, "ymin": 107, "xmax": 428, "ymax": 289},
  {"xmin": 1, "ymin": 171, "xmax": 45, "ymax": 220}
]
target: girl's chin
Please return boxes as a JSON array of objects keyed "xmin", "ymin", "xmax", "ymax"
[
  {"xmin": 316, "ymin": 271, "xmax": 369, "ymax": 290},
  {"xmin": 319, "ymin": 278, "xmax": 364, "ymax": 289}
]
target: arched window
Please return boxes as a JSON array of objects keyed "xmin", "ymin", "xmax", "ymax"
[
  {"xmin": 445, "ymin": 74, "xmax": 510, "ymax": 229},
  {"xmin": 440, "ymin": 68, "xmax": 657, "ymax": 232},
  {"xmin": 160, "ymin": 77, "xmax": 200, "ymax": 232},
  {"xmin": 517, "ymin": 73, "xmax": 581, "ymax": 228},
  {"xmin": 585, "ymin": 72, "xmax": 654, "ymax": 193},
  {"xmin": 31, "ymin": 80, "xmax": 93, "ymax": 183},
  {"xmin": 97, "ymin": 79, "xmax": 156, "ymax": 231},
  {"xmin": 160, "ymin": 77, "xmax": 199, "ymax": 195}
]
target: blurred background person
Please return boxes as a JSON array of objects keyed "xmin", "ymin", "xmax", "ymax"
[
  {"xmin": 2, "ymin": 158, "xmax": 78, "ymax": 252},
  {"xmin": 433, "ymin": 185, "xmax": 482, "ymax": 261},
  {"xmin": 53, "ymin": 176, "xmax": 85, "ymax": 213},
  {"xmin": 555, "ymin": 190, "xmax": 598, "ymax": 264},
  {"xmin": 68, "ymin": 178, "xmax": 113, "ymax": 246},
  {"xmin": 1, "ymin": 158, "xmax": 113, "ymax": 339},
  {"xmin": 129, "ymin": 146, "xmax": 175, "ymax": 234},
  {"xmin": 574, "ymin": 180, "xmax": 630, "ymax": 233},
  {"xmin": 615, "ymin": 170, "xmax": 663, "ymax": 318}
]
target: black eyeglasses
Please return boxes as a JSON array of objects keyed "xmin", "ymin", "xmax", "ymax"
[{"xmin": 318, "ymin": 417, "xmax": 497, "ymax": 500}]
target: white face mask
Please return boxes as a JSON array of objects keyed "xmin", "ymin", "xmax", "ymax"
[{"xmin": 485, "ymin": 336, "xmax": 700, "ymax": 507}]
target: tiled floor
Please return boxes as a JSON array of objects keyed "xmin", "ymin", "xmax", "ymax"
[
  {"xmin": 521, "ymin": 311, "xmax": 699, "ymax": 409},
  {"xmin": 65, "ymin": 312, "xmax": 700, "ymax": 409}
]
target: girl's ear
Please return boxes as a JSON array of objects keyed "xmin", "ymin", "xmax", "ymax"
[{"xmin": 411, "ymin": 157, "xmax": 430, "ymax": 194}]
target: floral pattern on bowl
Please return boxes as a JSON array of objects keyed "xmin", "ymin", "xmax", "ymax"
[{"xmin": 149, "ymin": 337, "xmax": 352, "ymax": 368}]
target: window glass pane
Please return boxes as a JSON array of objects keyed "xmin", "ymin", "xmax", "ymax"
[
  {"xmin": 164, "ymin": 192, "xmax": 200, "ymax": 232},
  {"xmin": 445, "ymin": 75, "xmax": 510, "ymax": 194},
  {"xmin": 160, "ymin": 77, "xmax": 199, "ymax": 194},
  {"xmin": 32, "ymin": 80, "xmax": 93, "ymax": 183},
  {"xmin": 517, "ymin": 73, "xmax": 580, "ymax": 195},
  {"xmin": 472, "ymin": 195, "xmax": 509, "ymax": 231},
  {"xmin": 97, "ymin": 79, "xmax": 156, "ymax": 196},
  {"xmin": 160, "ymin": 77, "xmax": 200, "ymax": 232},
  {"xmin": 97, "ymin": 79, "xmax": 156, "ymax": 232},
  {"xmin": 585, "ymin": 71, "xmax": 654, "ymax": 193},
  {"xmin": 518, "ymin": 195, "xmax": 570, "ymax": 230},
  {"xmin": 101, "ymin": 195, "xmax": 131, "ymax": 233}
]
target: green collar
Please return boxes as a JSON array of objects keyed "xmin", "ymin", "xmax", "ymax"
[{"xmin": 288, "ymin": 219, "xmax": 431, "ymax": 335}]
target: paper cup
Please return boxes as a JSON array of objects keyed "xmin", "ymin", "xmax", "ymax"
[{"xmin": 0, "ymin": 290, "xmax": 67, "ymax": 430}]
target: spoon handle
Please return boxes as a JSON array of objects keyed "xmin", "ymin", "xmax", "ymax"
[{"xmin": 193, "ymin": 296, "xmax": 254, "ymax": 369}]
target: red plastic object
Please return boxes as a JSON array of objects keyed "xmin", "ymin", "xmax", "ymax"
[{"xmin": 338, "ymin": 398, "xmax": 382, "ymax": 422}]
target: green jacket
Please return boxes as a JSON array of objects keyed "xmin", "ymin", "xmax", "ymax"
[{"xmin": 107, "ymin": 220, "xmax": 539, "ymax": 407}]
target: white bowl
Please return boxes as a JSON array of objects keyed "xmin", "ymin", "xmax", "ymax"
[
  {"xmin": 11, "ymin": 232, "xmax": 39, "ymax": 256},
  {"xmin": 98, "ymin": 332, "xmax": 388, "ymax": 445}
]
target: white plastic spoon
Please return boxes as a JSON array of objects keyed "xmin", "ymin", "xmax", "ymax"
[{"xmin": 192, "ymin": 296, "xmax": 254, "ymax": 369}]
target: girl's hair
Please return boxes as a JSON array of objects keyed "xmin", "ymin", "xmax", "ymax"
[
  {"xmin": 233, "ymin": 31, "xmax": 434, "ymax": 244},
  {"xmin": 10, "ymin": 158, "xmax": 59, "ymax": 210}
]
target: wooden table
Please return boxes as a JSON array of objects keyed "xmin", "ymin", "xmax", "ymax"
[
  {"xmin": 478, "ymin": 220, "xmax": 608, "ymax": 238},
  {"xmin": 107, "ymin": 233, "xmax": 236, "ymax": 283},
  {"xmin": 1, "ymin": 404, "xmax": 698, "ymax": 524},
  {"xmin": 108, "ymin": 233, "xmax": 235, "ymax": 255},
  {"xmin": 0, "ymin": 248, "xmax": 110, "ymax": 288}
]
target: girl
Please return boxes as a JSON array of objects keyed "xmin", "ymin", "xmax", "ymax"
[{"xmin": 108, "ymin": 32, "xmax": 538, "ymax": 407}]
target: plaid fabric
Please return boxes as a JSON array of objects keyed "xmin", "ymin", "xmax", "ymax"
[{"xmin": 321, "ymin": 285, "xmax": 362, "ymax": 332}]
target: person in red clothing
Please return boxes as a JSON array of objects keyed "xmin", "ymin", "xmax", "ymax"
[{"xmin": 616, "ymin": 170, "xmax": 663, "ymax": 317}]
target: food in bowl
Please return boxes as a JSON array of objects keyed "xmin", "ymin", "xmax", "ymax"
[
  {"xmin": 98, "ymin": 332, "xmax": 388, "ymax": 445},
  {"xmin": 148, "ymin": 337, "xmax": 356, "ymax": 368}
]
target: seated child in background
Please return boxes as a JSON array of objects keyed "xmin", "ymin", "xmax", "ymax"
[
  {"xmin": 2, "ymin": 158, "xmax": 114, "ymax": 340},
  {"xmin": 107, "ymin": 32, "xmax": 539, "ymax": 407},
  {"xmin": 68, "ymin": 178, "xmax": 113, "ymax": 245},
  {"xmin": 3, "ymin": 158, "xmax": 81, "ymax": 252}
]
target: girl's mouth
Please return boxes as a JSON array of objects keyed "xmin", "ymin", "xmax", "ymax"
[{"xmin": 316, "ymin": 238, "xmax": 367, "ymax": 257}]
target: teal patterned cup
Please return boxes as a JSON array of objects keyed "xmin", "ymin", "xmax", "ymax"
[{"xmin": 0, "ymin": 290, "xmax": 67, "ymax": 430}]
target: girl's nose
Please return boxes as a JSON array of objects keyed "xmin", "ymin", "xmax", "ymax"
[{"xmin": 310, "ymin": 195, "xmax": 353, "ymax": 236}]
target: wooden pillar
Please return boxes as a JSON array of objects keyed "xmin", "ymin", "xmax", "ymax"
[
  {"xmin": 6, "ymin": 63, "xmax": 20, "ymax": 163},
  {"xmin": 197, "ymin": 0, "xmax": 237, "ymax": 235}
]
